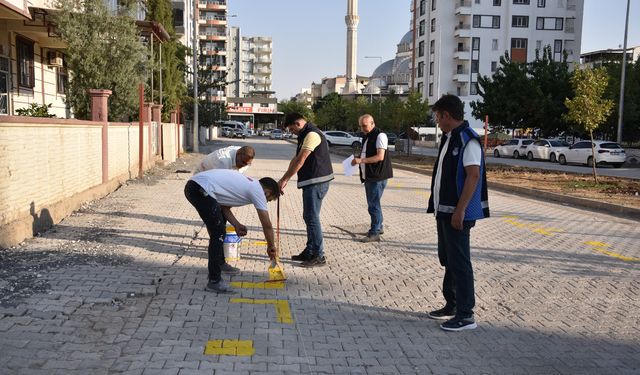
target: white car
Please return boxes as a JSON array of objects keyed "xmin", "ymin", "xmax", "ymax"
[
  {"xmin": 323, "ymin": 131, "xmax": 362, "ymax": 148},
  {"xmin": 558, "ymin": 140, "xmax": 626, "ymax": 168},
  {"xmin": 270, "ymin": 129, "xmax": 283, "ymax": 140},
  {"xmin": 220, "ymin": 127, "xmax": 233, "ymax": 137},
  {"xmin": 525, "ymin": 139, "xmax": 570, "ymax": 162},
  {"xmin": 493, "ymin": 139, "xmax": 534, "ymax": 159}
]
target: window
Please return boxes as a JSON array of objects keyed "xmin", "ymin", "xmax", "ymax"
[
  {"xmin": 417, "ymin": 82, "xmax": 424, "ymax": 94},
  {"xmin": 473, "ymin": 15, "xmax": 501, "ymax": 28},
  {"xmin": 429, "ymin": 61, "xmax": 434, "ymax": 75},
  {"xmin": 470, "ymin": 82, "xmax": 478, "ymax": 95},
  {"xmin": 536, "ymin": 17, "xmax": 564, "ymax": 30},
  {"xmin": 475, "ymin": 0, "xmax": 480, "ymax": 3},
  {"xmin": 511, "ymin": 38, "xmax": 527, "ymax": 49},
  {"xmin": 537, "ymin": 0, "xmax": 545, "ymax": 6},
  {"xmin": 431, "ymin": 18, "xmax": 436, "ymax": 32},
  {"xmin": 472, "ymin": 37, "xmax": 480, "ymax": 50},
  {"xmin": 493, "ymin": 0, "xmax": 501, "ymax": 5},
  {"xmin": 430, "ymin": 40, "xmax": 435, "ymax": 53},
  {"xmin": 418, "ymin": 61, "xmax": 425, "ymax": 77},
  {"xmin": 511, "ymin": 38, "xmax": 528, "ymax": 62},
  {"xmin": 428, "ymin": 83, "xmax": 433, "ymax": 96},
  {"xmin": 513, "ymin": 0, "xmax": 530, "ymax": 4},
  {"xmin": 419, "ymin": 20, "xmax": 425, "ymax": 36},
  {"xmin": 457, "ymin": 64, "xmax": 464, "ymax": 74},
  {"xmin": 57, "ymin": 66, "xmax": 68, "ymax": 95},
  {"xmin": 512, "ymin": 15, "xmax": 529, "ymax": 28},
  {"xmin": 418, "ymin": 41, "xmax": 425, "ymax": 57},
  {"xmin": 471, "ymin": 60, "xmax": 479, "ymax": 73},
  {"xmin": 432, "ymin": 0, "xmax": 436, "ymax": 11},
  {"xmin": 16, "ymin": 37, "xmax": 34, "ymax": 88},
  {"xmin": 491, "ymin": 61, "xmax": 497, "ymax": 72},
  {"xmin": 420, "ymin": 0, "xmax": 426, "ymax": 15},
  {"xmin": 492, "ymin": 39, "xmax": 498, "ymax": 50},
  {"xmin": 554, "ymin": 40, "xmax": 562, "ymax": 52},
  {"xmin": 260, "ymin": 103, "xmax": 269, "ymax": 108}
]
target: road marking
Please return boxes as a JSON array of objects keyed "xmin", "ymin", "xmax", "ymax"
[
  {"xmin": 204, "ymin": 340, "xmax": 255, "ymax": 356},
  {"xmin": 230, "ymin": 298, "xmax": 293, "ymax": 324},
  {"xmin": 583, "ymin": 241, "xmax": 640, "ymax": 262},
  {"xmin": 503, "ymin": 217, "xmax": 563, "ymax": 236},
  {"xmin": 230, "ymin": 281, "xmax": 285, "ymax": 289},
  {"xmin": 248, "ymin": 240, "xmax": 268, "ymax": 246}
]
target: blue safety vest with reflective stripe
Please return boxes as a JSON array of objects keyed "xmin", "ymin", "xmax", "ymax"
[{"xmin": 427, "ymin": 121, "xmax": 490, "ymax": 221}]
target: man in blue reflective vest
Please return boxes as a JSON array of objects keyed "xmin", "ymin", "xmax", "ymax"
[{"xmin": 427, "ymin": 94, "xmax": 490, "ymax": 332}]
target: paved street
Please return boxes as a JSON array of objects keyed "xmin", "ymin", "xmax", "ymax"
[
  {"xmin": 407, "ymin": 144, "xmax": 640, "ymax": 179},
  {"xmin": 1, "ymin": 137, "xmax": 639, "ymax": 375}
]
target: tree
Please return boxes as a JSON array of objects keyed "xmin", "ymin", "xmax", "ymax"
[
  {"xmin": 146, "ymin": 0, "xmax": 188, "ymax": 121},
  {"xmin": 528, "ymin": 46, "xmax": 573, "ymax": 137},
  {"xmin": 564, "ymin": 68, "xmax": 614, "ymax": 183},
  {"xmin": 602, "ymin": 59, "xmax": 640, "ymax": 143},
  {"xmin": 403, "ymin": 90, "xmax": 431, "ymax": 128},
  {"xmin": 314, "ymin": 93, "xmax": 349, "ymax": 130},
  {"xmin": 278, "ymin": 99, "xmax": 314, "ymax": 123},
  {"xmin": 54, "ymin": 0, "xmax": 147, "ymax": 120},
  {"xmin": 182, "ymin": 62, "xmax": 228, "ymax": 126},
  {"xmin": 471, "ymin": 53, "xmax": 537, "ymax": 134},
  {"xmin": 345, "ymin": 96, "xmax": 374, "ymax": 132}
]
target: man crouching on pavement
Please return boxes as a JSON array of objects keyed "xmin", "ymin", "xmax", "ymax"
[{"xmin": 184, "ymin": 169, "xmax": 279, "ymax": 293}]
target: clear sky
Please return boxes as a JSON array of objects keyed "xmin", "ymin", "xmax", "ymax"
[{"xmin": 227, "ymin": 0, "xmax": 640, "ymax": 101}]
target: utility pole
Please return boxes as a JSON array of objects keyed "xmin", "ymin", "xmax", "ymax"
[
  {"xmin": 192, "ymin": 0, "xmax": 199, "ymax": 152},
  {"xmin": 616, "ymin": 0, "xmax": 630, "ymax": 144}
]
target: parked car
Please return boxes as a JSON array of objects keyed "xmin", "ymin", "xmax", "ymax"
[
  {"xmin": 220, "ymin": 127, "xmax": 233, "ymax": 137},
  {"xmin": 557, "ymin": 140, "xmax": 626, "ymax": 168},
  {"xmin": 258, "ymin": 128, "xmax": 273, "ymax": 136},
  {"xmin": 232, "ymin": 128, "xmax": 246, "ymax": 139},
  {"xmin": 270, "ymin": 129, "xmax": 284, "ymax": 140},
  {"xmin": 385, "ymin": 132, "xmax": 397, "ymax": 145},
  {"xmin": 221, "ymin": 121, "xmax": 250, "ymax": 138},
  {"xmin": 525, "ymin": 139, "xmax": 570, "ymax": 162},
  {"xmin": 493, "ymin": 138, "xmax": 534, "ymax": 158},
  {"xmin": 323, "ymin": 131, "xmax": 362, "ymax": 148}
]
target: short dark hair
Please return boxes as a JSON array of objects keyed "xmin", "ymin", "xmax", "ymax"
[
  {"xmin": 259, "ymin": 177, "xmax": 280, "ymax": 196},
  {"xmin": 284, "ymin": 112, "xmax": 304, "ymax": 126},
  {"xmin": 237, "ymin": 146, "xmax": 255, "ymax": 159},
  {"xmin": 432, "ymin": 94, "xmax": 464, "ymax": 121}
]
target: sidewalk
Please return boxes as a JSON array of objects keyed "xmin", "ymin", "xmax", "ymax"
[{"xmin": 0, "ymin": 138, "xmax": 639, "ymax": 375}]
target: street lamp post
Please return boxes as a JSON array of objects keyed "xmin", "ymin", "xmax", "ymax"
[
  {"xmin": 192, "ymin": 0, "xmax": 199, "ymax": 152},
  {"xmin": 616, "ymin": 0, "xmax": 630, "ymax": 144}
]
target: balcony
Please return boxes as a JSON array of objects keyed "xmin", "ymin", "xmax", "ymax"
[
  {"xmin": 253, "ymin": 66, "xmax": 271, "ymax": 74},
  {"xmin": 254, "ymin": 57, "xmax": 271, "ymax": 64},
  {"xmin": 455, "ymin": 0, "xmax": 472, "ymax": 15},
  {"xmin": 202, "ymin": 49, "xmax": 226, "ymax": 56},
  {"xmin": 454, "ymin": 24, "xmax": 471, "ymax": 38},
  {"xmin": 453, "ymin": 71, "xmax": 469, "ymax": 82},
  {"xmin": 198, "ymin": 0, "xmax": 226, "ymax": 10},
  {"xmin": 453, "ymin": 48, "xmax": 470, "ymax": 60},
  {"xmin": 200, "ymin": 34, "xmax": 226, "ymax": 41},
  {"xmin": 206, "ymin": 65, "xmax": 227, "ymax": 71},
  {"xmin": 253, "ymin": 46, "xmax": 272, "ymax": 54},
  {"xmin": 200, "ymin": 17, "xmax": 227, "ymax": 26}
]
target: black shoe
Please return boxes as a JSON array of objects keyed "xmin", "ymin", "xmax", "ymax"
[
  {"xmin": 220, "ymin": 263, "xmax": 240, "ymax": 274},
  {"xmin": 205, "ymin": 280, "xmax": 235, "ymax": 294},
  {"xmin": 428, "ymin": 306, "xmax": 456, "ymax": 320},
  {"xmin": 301, "ymin": 256, "xmax": 326, "ymax": 268},
  {"xmin": 292, "ymin": 250, "xmax": 312, "ymax": 262},
  {"xmin": 441, "ymin": 315, "xmax": 477, "ymax": 331},
  {"xmin": 360, "ymin": 234, "xmax": 381, "ymax": 243}
]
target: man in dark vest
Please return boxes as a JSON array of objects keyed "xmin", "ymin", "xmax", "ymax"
[
  {"xmin": 279, "ymin": 113, "xmax": 334, "ymax": 267},
  {"xmin": 351, "ymin": 114, "xmax": 393, "ymax": 242},
  {"xmin": 427, "ymin": 94, "xmax": 490, "ymax": 332}
]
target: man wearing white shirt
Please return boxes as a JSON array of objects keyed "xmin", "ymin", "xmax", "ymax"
[
  {"xmin": 184, "ymin": 169, "xmax": 279, "ymax": 293},
  {"xmin": 351, "ymin": 114, "xmax": 393, "ymax": 242},
  {"xmin": 195, "ymin": 145, "xmax": 255, "ymax": 174},
  {"xmin": 426, "ymin": 95, "xmax": 490, "ymax": 331}
]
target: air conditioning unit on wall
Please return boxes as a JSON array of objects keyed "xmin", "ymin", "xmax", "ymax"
[{"xmin": 47, "ymin": 51, "xmax": 63, "ymax": 67}]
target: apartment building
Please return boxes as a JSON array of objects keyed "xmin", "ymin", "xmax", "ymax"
[
  {"xmin": 226, "ymin": 27, "xmax": 273, "ymax": 98},
  {"xmin": 413, "ymin": 0, "xmax": 584, "ymax": 127},
  {"xmin": 581, "ymin": 46, "xmax": 640, "ymax": 69}
]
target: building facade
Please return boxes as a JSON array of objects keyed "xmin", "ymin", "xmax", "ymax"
[
  {"xmin": 413, "ymin": 0, "xmax": 584, "ymax": 127},
  {"xmin": 580, "ymin": 46, "xmax": 640, "ymax": 69},
  {"xmin": 226, "ymin": 27, "xmax": 273, "ymax": 98}
]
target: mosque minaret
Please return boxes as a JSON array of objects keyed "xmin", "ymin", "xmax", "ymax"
[{"xmin": 343, "ymin": 0, "xmax": 359, "ymax": 94}]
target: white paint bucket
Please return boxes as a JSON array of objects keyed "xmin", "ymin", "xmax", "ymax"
[{"xmin": 223, "ymin": 225, "xmax": 241, "ymax": 261}]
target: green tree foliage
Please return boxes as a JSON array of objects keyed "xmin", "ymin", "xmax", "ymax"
[
  {"xmin": 345, "ymin": 96, "xmax": 374, "ymax": 132},
  {"xmin": 16, "ymin": 103, "xmax": 56, "ymax": 117},
  {"xmin": 564, "ymin": 67, "xmax": 614, "ymax": 183},
  {"xmin": 182, "ymin": 64, "xmax": 228, "ymax": 126},
  {"xmin": 146, "ymin": 0, "xmax": 188, "ymax": 121},
  {"xmin": 472, "ymin": 49, "xmax": 572, "ymax": 136},
  {"xmin": 602, "ymin": 59, "xmax": 640, "ymax": 142},
  {"xmin": 54, "ymin": 0, "xmax": 147, "ymax": 120},
  {"xmin": 403, "ymin": 90, "xmax": 431, "ymax": 128},
  {"xmin": 314, "ymin": 93, "xmax": 349, "ymax": 130},
  {"xmin": 278, "ymin": 99, "xmax": 314, "ymax": 123}
]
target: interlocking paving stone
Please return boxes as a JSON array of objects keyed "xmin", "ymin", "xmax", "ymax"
[{"xmin": 0, "ymin": 139, "xmax": 638, "ymax": 374}]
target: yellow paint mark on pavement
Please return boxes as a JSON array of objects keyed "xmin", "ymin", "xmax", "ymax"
[
  {"xmin": 230, "ymin": 281, "xmax": 285, "ymax": 289},
  {"xmin": 584, "ymin": 241, "xmax": 609, "ymax": 248},
  {"xmin": 230, "ymin": 298, "xmax": 293, "ymax": 324},
  {"xmin": 204, "ymin": 340, "xmax": 255, "ymax": 356},
  {"xmin": 503, "ymin": 217, "xmax": 563, "ymax": 236},
  {"xmin": 249, "ymin": 240, "xmax": 268, "ymax": 246}
]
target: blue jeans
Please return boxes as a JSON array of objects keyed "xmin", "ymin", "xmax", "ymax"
[
  {"xmin": 302, "ymin": 181, "xmax": 330, "ymax": 257},
  {"xmin": 364, "ymin": 180, "xmax": 387, "ymax": 235},
  {"xmin": 436, "ymin": 217, "xmax": 476, "ymax": 318}
]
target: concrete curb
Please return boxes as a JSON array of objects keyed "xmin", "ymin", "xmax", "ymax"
[{"xmin": 327, "ymin": 146, "xmax": 640, "ymax": 222}]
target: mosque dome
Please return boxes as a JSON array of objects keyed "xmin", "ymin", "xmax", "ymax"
[
  {"xmin": 399, "ymin": 30, "xmax": 413, "ymax": 46},
  {"xmin": 372, "ymin": 59, "xmax": 394, "ymax": 78}
]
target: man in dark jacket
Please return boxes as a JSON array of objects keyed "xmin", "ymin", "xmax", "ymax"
[
  {"xmin": 426, "ymin": 95, "xmax": 490, "ymax": 332},
  {"xmin": 278, "ymin": 113, "xmax": 334, "ymax": 267},
  {"xmin": 351, "ymin": 114, "xmax": 393, "ymax": 242}
]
